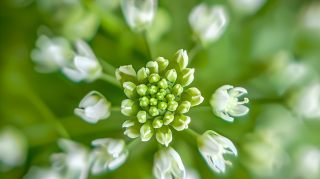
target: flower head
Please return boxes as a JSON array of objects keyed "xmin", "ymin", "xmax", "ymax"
[
  {"xmin": 210, "ymin": 85, "xmax": 249, "ymax": 122},
  {"xmin": 197, "ymin": 130, "xmax": 237, "ymax": 173},
  {"xmin": 90, "ymin": 138, "xmax": 129, "ymax": 175},
  {"xmin": 62, "ymin": 40, "xmax": 102, "ymax": 83},
  {"xmin": 153, "ymin": 147, "xmax": 186, "ymax": 179},
  {"xmin": 30, "ymin": 35, "xmax": 74, "ymax": 73},
  {"xmin": 0, "ymin": 126, "xmax": 28, "ymax": 172},
  {"xmin": 120, "ymin": 0, "xmax": 158, "ymax": 32},
  {"xmin": 74, "ymin": 91, "xmax": 111, "ymax": 124},
  {"xmin": 189, "ymin": 3, "xmax": 228, "ymax": 46},
  {"xmin": 118, "ymin": 49, "xmax": 204, "ymax": 146}
]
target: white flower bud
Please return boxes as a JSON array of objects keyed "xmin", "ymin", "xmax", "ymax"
[
  {"xmin": 120, "ymin": 0, "xmax": 158, "ymax": 32},
  {"xmin": 74, "ymin": 91, "xmax": 111, "ymax": 124},
  {"xmin": 189, "ymin": 3, "xmax": 228, "ymax": 46}
]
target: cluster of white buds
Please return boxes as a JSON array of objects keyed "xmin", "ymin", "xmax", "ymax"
[{"xmin": 210, "ymin": 85, "xmax": 249, "ymax": 122}]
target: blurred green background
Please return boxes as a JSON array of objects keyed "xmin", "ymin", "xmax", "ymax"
[{"xmin": 1, "ymin": 0, "xmax": 320, "ymax": 178}]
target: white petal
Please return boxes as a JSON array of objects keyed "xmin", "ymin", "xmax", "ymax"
[
  {"xmin": 211, "ymin": 90, "xmax": 229, "ymax": 110},
  {"xmin": 228, "ymin": 87, "xmax": 247, "ymax": 97},
  {"xmin": 74, "ymin": 56, "xmax": 99, "ymax": 73},
  {"xmin": 213, "ymin": 155, "xmax": 226, "ymax": 173},
  {"xmin": 203, "ymin": 155, "xmax": 220, "ymax": 173},
  {"xmin": 91, "ymin": 138, "xmax": 111, "ymax": 147},
  {"xmin": 217, "ymin": 111, "xmax": 234, "ymax": 122},
  {"xmin": 168, "ymin": 148, "xmax": 186, "ymax": 179},
  {"xmin": 215, "ymin": 136, "xmax": 237, "ymax": 156},
  {"xmin": 154, "ymin": 149, "xmax": 172, "ymax": 173},
  {"xmin": 198, "ymin": 133, "xmax": 220, "ymax": 156},
  {"xmin": 228, "ymin": 104, "xmax": 249, "ymax": 117},
  {"xmin": 84, "ymin": 99, "xmax": 109, "ymax": 121},
  {"xmin": 124, "ymin": 128, "xmax": 140, "ymax": 138},
  {"xmin": 119, "ymin": 65, "xmax": 137, "ymax": 77},
  {"xmin": 107, "ymin": 139, "xmax": 125, "ymax": 155},
  {"xmin": 122, "ymin": 120, "xmax": 136, "ymax": 127},
  {"xmin": 91, "ymin": 158, "xmax": 107, "ymax": 175},
  {"xmin": 75, "ymin": 40, "xmax": 96, "ymax": 59},
  {"xmin": 108, "ymin": 152, "xmax": 128, "ymax": 171},
  {"xmin": 61, "ymin": 67, "xmax": 86, "ymax": 82}
]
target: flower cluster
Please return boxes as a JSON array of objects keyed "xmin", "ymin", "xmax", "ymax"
[{"xmin": 117, "ymin": 49, "xmax": 204, "ymax": 146}]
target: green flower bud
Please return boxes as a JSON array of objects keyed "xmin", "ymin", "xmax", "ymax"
[
  {"xmin": 167, "ymin": 100, "xmax": 178, "ymax": 111},
  {"xmin": 116, "ymin": 65, "xmax": 137, "ymax": 86},
  {"xmin": 123, "ymin": 82, "xmax": 138, "ymax": 99},
  {"xmin": 158, "ymin": 102, "xmax": 168, "ymax": 110},
  {"xmin": 155, "ymin": 57, "xmax": 169, "ymax": 72},
  {"xmin": 163, "ymin": 113, "xmax": 174, "ymax": 125},
  {"xmin": 172, "ymin": 84, "xmax": 183, "ymax": 96},
  {"xmin": 166, "ymin": 94, "xmax": 175, "ymax": 101},
  {"xmin": 165, "ymin": 69, "xmax": 177, "ymax": 83},
  {"xmin": 158, "ymin": 79, "xmax": 168, "ymax": 89},
  {"xmin": 148, "ymin": 73, "xmax": 160, "ymax": 83},
  {"xmin": 137, "ymin": 84, "xmax": 148, "ymax": 96},
  {"xmin": 121, "ymin": 99, "xmax": 140, "ymax": 116},
  {"xmin": 156, "ymin": 125, "xmax": 172, "ymax": 147},
  {"xmin": 146, "ymin": 61, "xmax": 159, "ymax": 74},
  {"xmin": 171, "ymin": 49, "xmax": 188, "ymax": 72},
  {"xmin": 148, "ymin": 85, "xmax": 158, "ymax": 95},
  {"xmin": 137, "ymin": 110, "xmax": 147, "ymax": 123},
  {"xmin": 137, "ymin": 67, "xmax": 150, "ymax": 83},
  {"xmin": 177, "ymin": 68, "xmax": 194, "ymax": 87},
  {"xmin": 140, "ymin": 120, "xmax": 154, "ymax": 141},
  {"xmin": 152, "ymin": 117, "xmax": 164, "ymax": 128},
  {"xmin": 159, "ymin": 89, "xmax": 167, "ymax": 96},
  {"xmin": 150, "ymin": 98, "xmax": 158, "ymax": 106},
  {"xmin": 176, "ymin": 101, "xmax": 191, "ymax": 114},
  {"xmin": 171, "ymin": 114, "xmax": 190, "ymax": 131},
  {"xmin": 139, "ymin": 97, "xmax": 149, "ymax": 107},
  {"xmin": 156, "ymin": 92, "xmax": 165, "ymax": 101},
  {"xmin": 181, "ymin": 87, "xmax": 204, "ymax": 107},
  {"xmin": 123, "ymin": 119, "xmax": 142, "ymax": 138},
  {"xmin": 149, "ymin": 106, "xmax": 159, "ymax": 116}
]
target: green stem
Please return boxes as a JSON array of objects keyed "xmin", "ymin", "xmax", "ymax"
[
  {"xmin": 185, "ymin": 128, "xmax": 200, "ymax": 139},
  {"xmin": 143, "ymin": 30, "xmax": 154, "ymax": 60},
  {"xmin": 26, "ymin": 92, "xmax": 71, "ymax": 139},
  {"xmin": 98, "ymin": 58, "xmax": 116, "ymax": 75},
  {"xmin": 188, "ymin": 42, "xmax": 202, "ymax": 66},
  {"xmin": 127, "ymin": 137, "xmax": 140, "ymax": 150},
  {"xmin": 99, "ymin": 73, "xmax": 122, "ymax": 88}
]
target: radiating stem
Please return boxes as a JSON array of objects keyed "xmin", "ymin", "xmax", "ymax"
[
  {"xmin": 143, "ymin": 30, "xmax": 154, "ymax": 60},
  {"xmin": 98, "ymin": 57, "xmax": 116, "ymax": 75},
  {"xmin": 185, "ymin": 128, "xmax": 200, "ymax": 139},
  {"xmin": 99, "ymin": 73, "xmax": 122, "ymax": 88},
  {"xmin": 188, "ymin": 42, "xmax": 202, "ymax": 66},
  {"xmin": 127, "ymin": 138, "xmax": 140, "ymax": 150}
]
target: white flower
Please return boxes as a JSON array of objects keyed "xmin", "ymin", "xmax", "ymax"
[
  {"xmin": 153, "ymin": 147, "xmax": 186, "ymax": 179},
  {"xmin": 294, "ymin": 146, "xmax": 320, "ymax": 179},
  {"xmin": 30, "ymin": 35, "xmax": 74, "ymax": 73},
  {"xmin": 197, "ymin": 130, "xmax": 237, "ymax": 173},
  {"xmin": 0, "ymin": 126, "xmax": 28, "ymax": 172},
  {"xmin": 24, "ymin": 167, "xmax": 62, "ymax": 179},
  {"xmin": 51, "ymin": 138, "xmax": 91, "ymax": 179},
  {"xmin": 301, "ymin": 2, "xmax": 320, "ymax": 32},
  {"xmin": 229, "ymin": 0, "xmax": 266, "ymax": 15},
  {"xmin": 289, "ymin": 82, "xmax": 320, "ymax": 119},
  {"xmin": 120, "ymin": 0, "xmax": 158, "ymax": 32},
  {"xmin": 74, "ymin": 91, "xmax": 111, "ymax": 124},
  {"xmin": 62, "ymin": 40, "xmax": 102, "ymax": 83},
  {"xmin": 186, "ymin": 167, "xmax": 201, "ymax": 179},
  {"xmin": 189, "ymin": 3, "xmax": 228, "ymax": 46},
  {"xmin": 90, "ymin": 138, "xmax": 128, "ymax": 175},
  {"xmin": 210, "ymin": 85, "xmax": 249, "ymax": 122}
]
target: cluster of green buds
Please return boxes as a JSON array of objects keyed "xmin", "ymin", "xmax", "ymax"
[{"xmin": 116, "ymin": 49, "xmax": 204, "ymax": 146}]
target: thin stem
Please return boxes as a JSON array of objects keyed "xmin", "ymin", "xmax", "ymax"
[
  {"xmin": 185, "ymin": 128, "xmax": 200, "ymax": 139},
  {"xmin": 98, "ymin": 58, "xmax": 116, "ymax": 75},
  {"xmin": 26, "ymin": 92, "xmax": 71, "ymax": 139},
  {"xmin": 143, "ymin": 30, "xmax": 153, "ymax": 60},
  {"xmin": 188, "ymin": 42, "xmax": 202, "ymax": 66},
  {"xmin": 127, "ymin": 137, "xmax": 140, "ymax": 150},
  {"xmin": 99, "ymin": 73, "xmax": 122, "ymax": 88}
]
